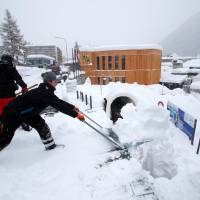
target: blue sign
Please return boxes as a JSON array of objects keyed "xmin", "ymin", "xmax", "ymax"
[{"xmin": 167, "ymin": 101, "xmax": 197, "ymax": 144}]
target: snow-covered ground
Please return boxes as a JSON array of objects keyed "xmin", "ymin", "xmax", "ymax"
[{"xmin": 0, "ymin": 66, "xmax": 200, "ymax": 200}]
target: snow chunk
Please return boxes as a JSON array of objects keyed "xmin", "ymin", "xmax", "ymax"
[
  {"xmin": 113, "ymin": 105, "xmax": 171, "ymax": 143},
  {"xmin": 142, "ymin": 140, "xmax": 177, "ymax": 179}
]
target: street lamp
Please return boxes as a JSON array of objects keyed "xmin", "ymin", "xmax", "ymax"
[
  {"xmin": 100, "ymin": 74, "xmax": 107, "ymax": 95},
  {"xmin": 55, "ymin": 36, "xmax": 69, "ymax": 63}
]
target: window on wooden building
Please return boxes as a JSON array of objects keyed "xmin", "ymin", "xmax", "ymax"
[
  {"xmin": 108, "ymin": 56, "xmax": 112, "ymax": 70},
  {"xmin": 114, "ymin": 55, "xmax": 119, "ymax": 69},
  {"xmin": 122, "ymin": 55, "xmax": 126, "ymax": 69},
  {"xmin": 115, "ymin": 77, "xmax": 119, "ymax": 82},
  {"xmin": 102, "ymin": 56, "xmax": 105, "ymax": 70},
  {"xmin": 97, "ymin": 77, "xmax": 100, "ymax": 84},
  {"xmin": 96, "ymin": 56, "xmax": 100, "ymax": 70},
  {"xmin": 122, "ymin": 77, "xmax": 126, "ymax": 83},
  {"xmin": 108, "ymin": 77, "xmax": 112, "ymax": 82}
]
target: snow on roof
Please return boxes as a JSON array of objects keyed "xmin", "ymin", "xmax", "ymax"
[
  {"xmin": 192, "ymin": 73, "xmax": 200, "ymax": 81},
  {"xmin": 27, "ymin": 54, "xmax": 55, "ymax": 60},
  {"xmin": 172, "ymin": 68, "xmax": 189, "ymax": 74},
  {"xmin": 173, "ymin": 68, "xmax": 200, "ymax": 74},
  {"xmin": 174, "ymin": 60, "xmax": 183, "ymax": 64},
  {"xmin": 160, "ymin": 74, "xmax": 187, "ymax": 84},
  {"xmin": 160, "ymin": 65, "xmax": 187, "ymax": 83},
  {"xmin": 25, "ymin": 44, "xmax": 56, "ymax": 47},
  {"xmin": 80, "ymin": 44, "xmax": 162, "ymax": 52},
  {"xmin": 161, "ymin": 62, "xmax": 173, "ymax": 67},
  {"xmin": 190, "ymin": 81, "xmax": 200, "ymax": 90},
  {"xmin": 183, "ymin": 59, "xmax": 200, "ymax": 68}
]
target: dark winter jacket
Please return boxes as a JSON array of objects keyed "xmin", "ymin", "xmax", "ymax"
[
  {"xmin": 0, "ymin": 61, "xmax": 27, "ymax": 98},
  {"xmin": 3, "ymin": 82, "xmax": 78, "ymax": 120}
]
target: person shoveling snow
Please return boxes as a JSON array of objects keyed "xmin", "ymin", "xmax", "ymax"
[{"xmin": 0, "ymin": 72, "xmax": 85, "ymax": 151}]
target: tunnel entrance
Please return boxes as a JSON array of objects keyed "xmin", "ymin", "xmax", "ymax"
[{"xmin": 110, "ymin": 96, "xmax": 134, "ymax": 123}]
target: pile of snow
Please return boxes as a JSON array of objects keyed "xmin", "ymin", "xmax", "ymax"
[
  {"xmin": 114, "ymin": 105, "xmax": 171, "ymax": 142},
  {"xmin": 142, "ymin": 140, "xmax": 177, "ymax": 179},
  {"xmin": 112, "ymin": 104, "xmax": 177, "ymax": 179}
]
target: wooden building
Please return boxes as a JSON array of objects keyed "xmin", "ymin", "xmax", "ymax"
[{"xmin": 79, "ymin": 44, "xmax": 162, "ymax": 85}]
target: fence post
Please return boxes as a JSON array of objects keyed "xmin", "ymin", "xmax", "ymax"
[
  {"xmin": 76, "ymin": 90, "xmax": 79, "ymax": 99},
  {"xmin": 197, "ymin": 138, "xmax": 200, "ymax": 154},
  {"xmin": 85, "ymin": 94, "xmax": 88, "ymax": 105},
  {"xmin": 90, "ymin": 96, "xmax": 92, "ymax": 109},
  {"xmin": 81, "ymin": 92, "xmax": 84, "ymax": 102}
]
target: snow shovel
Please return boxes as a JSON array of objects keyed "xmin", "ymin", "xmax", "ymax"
[
  {"xmin": 16, "ymin": 83, "xmax": 38, "ymax": 96},
  {"xmin": 80, "ymin": 110, "xmax": 120, "ymax": 142},
  {"xmin": 82, "ymin": 120, "xmax": 132, "ymax": 165},
  {"xmin": 82, "ymin": 120, "xmax": 124, "ymax": 150},
  {"xmin": 82, "ymin": 119, "xmax": 154, "ymax": 165}
]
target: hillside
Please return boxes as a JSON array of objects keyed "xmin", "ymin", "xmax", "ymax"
[{"xmin": 161, "ymin": 12, "xmax": 200, "ymax": 56}]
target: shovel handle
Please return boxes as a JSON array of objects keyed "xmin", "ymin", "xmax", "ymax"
[
  {"xmin": 16, "ymin": 84, "xmax": 38, "ymax": 96},
  {"xmin": 80, "ymin": 110, "xmax": 103, "ymax": 129},
  {"xmin": 80, "ymin": 110, "xmax": 119, "ymax": 142}
]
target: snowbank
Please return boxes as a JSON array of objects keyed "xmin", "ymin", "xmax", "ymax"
[{"xmin": 1, "ymin": 66, "xmax": 200, "ymax": 200}]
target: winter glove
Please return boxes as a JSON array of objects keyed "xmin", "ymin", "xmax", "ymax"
[
  {"xmin": 73, "ymin": 106, "xmax": 80, "ymax": 112},
  {"xmin": 76, "ymin": 113, "xmax": 85, "ymax": 121},
  {"xmin": 21, "ymin": 87, "xmax": 28, "ymax": 94}
]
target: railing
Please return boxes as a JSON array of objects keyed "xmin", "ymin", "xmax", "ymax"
[{"xmin": 76, "ymin": 90, "xmax": 92, "ymax": 110}]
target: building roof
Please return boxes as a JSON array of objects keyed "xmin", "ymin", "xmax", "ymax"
[
  {"xmin": 25, "ymin": 44, "xmax": 56, "ymax": 47},
  {"xmin": 80, "ymin": 44, "xmax": 162, "ymax": 52},
  {"xmin": 183, "ymin": 58, "xmax": 200, "ymax": 68},
  {"xmin": 27, "ymin": 54, "xmax": 55, "ymax": 60}
]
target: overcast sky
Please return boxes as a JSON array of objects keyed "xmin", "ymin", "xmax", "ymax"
[{"xmin": 0, "ymin": 0, "xmax": 200, "ymax": 57}]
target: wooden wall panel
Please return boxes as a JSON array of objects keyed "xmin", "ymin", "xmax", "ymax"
[{"xmin": 80, "ymin": 48, "xmax": 162, "ymax": 85}]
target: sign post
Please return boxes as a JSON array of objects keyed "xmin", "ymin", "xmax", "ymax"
[{"xmin": 196, "ymin": 138, "xmax": 200, "ymax": 154}]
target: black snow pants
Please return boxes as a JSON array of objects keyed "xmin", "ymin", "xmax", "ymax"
[{"xmin": 0, "ymin": 113, "xmax": 56, "ymax": 151}]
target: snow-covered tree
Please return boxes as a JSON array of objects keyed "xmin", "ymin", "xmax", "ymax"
[{"xmin": 0, "ymin": 9, "xmax": 27, "ymax": 62}]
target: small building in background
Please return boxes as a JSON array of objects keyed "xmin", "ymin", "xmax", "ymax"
[
  {"xmin": 79, "ymin": 44, "xmax": 162, "ymax": 85},
  {"xmin": 25, "ymin": 45, "xmax": 62, "ymax": 64},
  {"xmin": 172, "ymin": 59, "xmax": 183, "ymax": 69},
  {"xmin": 26, "ymin": 54, "xmax": 55, "ymax": 68}
]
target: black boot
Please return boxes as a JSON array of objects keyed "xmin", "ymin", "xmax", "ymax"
[{"xmin": 45, "ymin": 143, "xmax": 57, "ymax": 150}]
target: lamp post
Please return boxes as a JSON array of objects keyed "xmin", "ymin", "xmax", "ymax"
[
  {"xmin": 100, "ymin": 74, "xmax": 107, "ymax": 95},
  {"xmin": 55, "ymin": 36, "xmax": 68, "ymax": 63}
]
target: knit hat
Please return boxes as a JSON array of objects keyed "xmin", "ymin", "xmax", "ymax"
[
  {"xmin": 43, "ymin": 72, "xmax": 57, "ymax": 82},
  {"xmin": 1, "ymin": 54, "xmax": 14, "ymax": 65}
]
